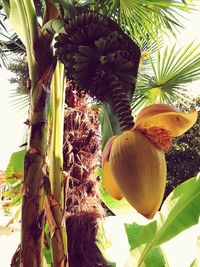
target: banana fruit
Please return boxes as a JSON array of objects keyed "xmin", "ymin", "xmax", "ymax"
[{"xmin": 55, "ymin": 10, "xmax": 140, "ymax": 102}]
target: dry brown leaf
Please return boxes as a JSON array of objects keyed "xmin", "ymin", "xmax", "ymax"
[{"xmin": 44, "ymin": 195, "xmax": 57, "ymax": 238}]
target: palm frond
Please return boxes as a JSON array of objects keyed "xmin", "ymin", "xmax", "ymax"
[
  {"xmin": 8, "ymin": 88, "xmax": 29, "ymax": 114},
  {"xmin": 133, "ymin": 41, "xmax": 200, "ymax": 112},
  {"xmin": 95, "ymin": 0, "xmax": 193, "ymax": 44},
  {"xmin": 0, "ymin": 33, "xmax": 26, "ymax": 54},
  {"xmin": 0, "ymin": 25, "xmax": 26, "ymax": 67},
  {"xmin": 139, "ymin": 36, "xmax": 164, "ymax": 74},
  {"xmin": 94, "ymin": 0, "xmax": 120, "ymax": 21},
  {"xmin": 0, "ymin": 48, "xmax": 8, "ymax": 67},
  {"xmin": 1, "ymin": 4, "xmax": 30, "ymax": 71},
  {"xmin": 0, "ymin": 7, "xmax": 8, "ymax": 32}
]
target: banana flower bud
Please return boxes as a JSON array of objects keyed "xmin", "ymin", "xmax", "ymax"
[{"xmin": 102, "ymin": 104, "xmax": 198, "ymax": 219}]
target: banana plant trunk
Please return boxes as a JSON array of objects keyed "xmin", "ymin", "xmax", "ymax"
[
  {"xmin": 21, "ymin": 60, "xmax": 55, "ymax": 266},
  {"xmin": 0, "ymin": 1, "xmax": 68, "ymax": 266}
]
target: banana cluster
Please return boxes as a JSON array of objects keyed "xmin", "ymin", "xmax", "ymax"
[{"xmin": 55, "ymin": 10, "xmax": 141, "ymax": 102}]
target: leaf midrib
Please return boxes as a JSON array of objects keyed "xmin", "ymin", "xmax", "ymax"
[{"xmin": 137, "ymin": 186, "xmax": 200, "ymax": 267}]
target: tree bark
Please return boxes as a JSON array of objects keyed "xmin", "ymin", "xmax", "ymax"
[{"xmin": 21, "ymin": 62, "xmax": 55, "ymax": 266}]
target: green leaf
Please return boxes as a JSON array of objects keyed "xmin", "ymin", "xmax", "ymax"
[
  {"xmin": 125, "ymin": 174, "xmax": 200, "ymax": 266},
  {"xmin": 190, "ymin": 259, "xmax": 199, "ymax": 267},
  {"xmin": 95, "ymin": 0, "xmax": 193, "ymax": 44},
  {"xmin": 144, "ymin": 247, "xmax": 169, "ymax": 267},
  {"xmin": 43, "ymin": 223, "xmax": 52, "ymax": 265},
  {"xmin": 7, "ymin": 0, "xmax": 28, "ymax": 45},
  {"xmin": 0, "ymin": 0, "xmax": 11, "ymax": 17},
  {"xmin": 99, "ymin": 103, "xmax": 121, "ymax": 150},
  {"xmin": 2, "ymin": 150, "xmax": 24, "ymax": 219},
  {"xmin": 43, "ymin": 247, "xmax": 52, "ymax": 265},
  {"xmin": 7, "ymin": 194, "xmax": 21, "ymax": 208},
  {"xmin": 128, "ymin": 246, "xmax": 169, "ymax": 267},
  {"xmin": 42, "ymin": 18, "xmax": 66, "ymax": 34},
  {"xmin": 5, "ymin": 149, "xmax": 26, "ymax": 178},
  {"xmin": 133, "ymin": 41, "xmax": 200, "ymax": 111}
]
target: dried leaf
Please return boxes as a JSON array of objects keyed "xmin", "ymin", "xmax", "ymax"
[
  {"xmin": 43, "ymin": 0, "xmax": 60, "ymax": 25},
  {"xmin": 44, "ymin": 196, "xmax": 57, "ymax": 238},
  {"xmin": 60, "ymin": 257, "xmax": 69, "ymax": 267},
  {"xmin": 0, "ymin": 170, "xmax": 6, "ymax": 186},
  {"xmin": 12, "ymin": 172, "xmax": 23, "ymax": 179}
]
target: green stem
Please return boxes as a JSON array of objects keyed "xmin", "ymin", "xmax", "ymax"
[
  {"xmin": 50, "ymin": 62, "xmax": 65, "ymax": 202},
  {"xmin": 49, "ymin": 62, "xmax": 68, "ymax": 266}
]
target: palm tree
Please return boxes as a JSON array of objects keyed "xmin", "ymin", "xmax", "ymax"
[
  {"xmin": 63, "ymin": 81, "xmax": 108, "ymax": 266},
  {"xmin": 0, "ymin": 0, "xmax": 199, "ymax": 266}
]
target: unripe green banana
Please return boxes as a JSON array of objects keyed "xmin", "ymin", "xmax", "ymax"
[{"xmin": 55, "ymin": 9, "xmax": 141, "ymax": 130}]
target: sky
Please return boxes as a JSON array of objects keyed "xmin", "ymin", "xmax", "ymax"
[
  {"xmin": 0, "ymin": 2, "xmax": 200, "ymax": 170},
  {"xmin": 0, "ymin": 70, "xmax": 27, "ymax": 169}
]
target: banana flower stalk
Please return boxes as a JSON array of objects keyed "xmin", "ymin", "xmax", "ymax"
[{"xmin": 102, "ymin": 104, "xmax": 198, "ymax": 219}]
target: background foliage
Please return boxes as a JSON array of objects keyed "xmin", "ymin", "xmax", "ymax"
[{"xmin": 165, "ymin": 97, "xmax": 200, "ymax": 198}]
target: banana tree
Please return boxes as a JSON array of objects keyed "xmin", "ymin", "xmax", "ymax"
[
  {"xmin": 0, "ymin": 1, "xmax": 68, "ymax": 266},
  {"xmin": 0, "ymin": 0, "xmax": 199, "ymax": 267}
]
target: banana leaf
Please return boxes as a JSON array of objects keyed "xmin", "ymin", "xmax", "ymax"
[
  {"xmin": 125, "ymin": 174, "xmax": 200, "ymax": 266},
  {"xmin": 99, "ymin": 103, "xmax": 121, "ymax": 150},
  {"xmin": 5, "ymin": 149, "xmax": 26, "ymax": 179}
]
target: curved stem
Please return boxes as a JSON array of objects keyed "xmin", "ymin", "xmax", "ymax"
[{"xmin": 107, "ymin": 75, "xmax": 134, "ymax": 131}]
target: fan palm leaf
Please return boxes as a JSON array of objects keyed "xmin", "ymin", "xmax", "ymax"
[
  {"xmin": 133, "ymin": 41, "xmax": 200, "ymax": 112},
  {"xmin": 95, "ymin": 0, "xmax": 193, "ymax": 44},
  {"xmin": 0, "ymin": 33, "xmax": 25, "ymax": 54},
  {"xmin": 0, "ymin": 7, "xmax": 7, "ymax": 31},
  {"xmin": 0, "ymin": 7, "xmax": 25, "ymax": 66},
  {"xmin": 8, "ymin": 90, "xmax": 29, "ymax": 113},
  {"xmin": 0, "ymin": 25, "xmax": 26, "ymax": 67}
]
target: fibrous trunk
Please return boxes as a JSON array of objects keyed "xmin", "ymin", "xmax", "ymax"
[{"xmin": 63, "ymin": 81, "xmax": 107, "ymax": 267}]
